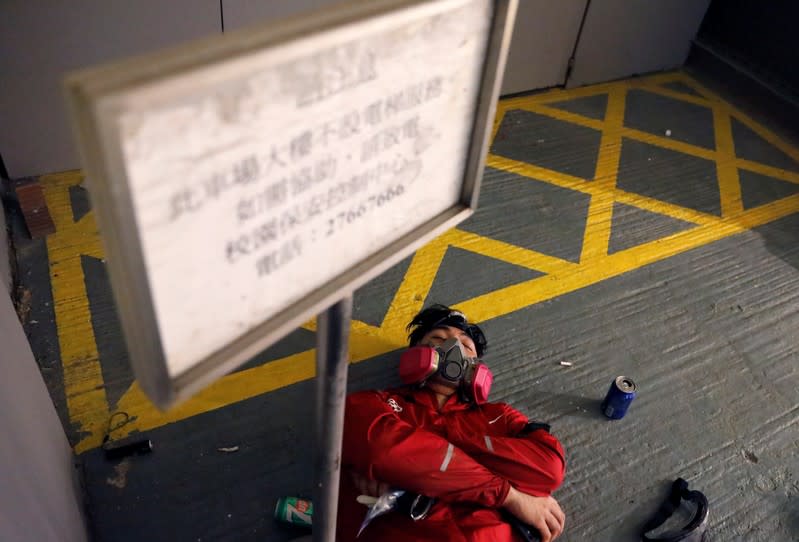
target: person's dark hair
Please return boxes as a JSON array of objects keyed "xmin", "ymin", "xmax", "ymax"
[{"xmin": 406, "ymin": 304, "xmax": 487, "ymax": 357}]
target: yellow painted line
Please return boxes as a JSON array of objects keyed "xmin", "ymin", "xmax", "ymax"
[
  {"xmin": 457, "ymin": 194, "xmax": 799, "ymax": 324},
  {"xmin": 733, "ymin": 192, "xmax": 799, "ymax": 227},
  {"xmin": 443, "ymin": 229, "xmax": 577, "ymax": 275},
  {"xmin": 726, "ymin": 110, "xmax": 799, "ymax": 164},
  {"xmin": 519, "ymin": 71, "xmax": 682, "ymax": 108},
  {"xmin": 102, "ymin": 190, "xmax": 793, "ymax": 447},
  {"xmin": 73, "ymin": 224, "xmax": 449, "ymax": 451},
  {"xmin": 504, "ymin": 76, "xmax": 799, "ymax": 189},
  {"xmin": 47, "ymin": 70, "xmax": 799, "ymax": 452},
  {"xmin": 736, "ymin": 159, "xmax": 799, "ymax": 185},
  {"xmin": 103, "ymin": 231, "xmax": 579, "ymax": 446},
  {"xmin": 380, "ymin": 236, "xmax": 450, "ymax": 345},
  {"xmin": 522, "ymin": 101, "xmax": 721, "ymax": 165},
  {"xmin": 633, "ymin": 83, "xmax": 713, "ymax": 109},
  {"xmin": 668, "ymin": 74, "xmax": 713, "ymax": 99},
  {"xmin": 714, "ymin": 106, "xmax": 744, "ymax": 217},
  {"xmin": 513, "ymin": 98, "xmax": 799, "ymax": 192},
  {"xmin": 300, "ymin": 317, "xmax": 378, "ymax": 337},
  {"xmin": 631, "ymin": 71, "xmax": 686, "ymax": 87},
  {"xmin": 620, "ymin": 127, "xmax": 717, "ymax": 161},
  {"xmin": 489, "ymin": 155, "xmax": 725, "ymax": 230},
  {"xmin": 528, "ymin": 105, "xmax": 719, "ymax": 164},
  {"xmin": 525, "ymin": 103, "xmax": 604, "ymax": 131},
  {"xmin": 490, "ymin": 106, "xmax": 507, "ymax": 148},
  {"xmin": 111, "ymin": 349, "xmax": 316, "ymax": 450},
  {"xmin": 612, "ymin": 190, "xmax": 721, "ymax": 228},
  {"xmin": 80, "ymin": 323, "xmax": 397, "ymax": 452},
  {"xmin": 41, "ymin": 171, "xmax": 110, "ymax": 452},
  {"xmin": 299, "ymin": 317, "xmax": 316, "ymax": 331},
  {"xmin": 581, "ymin": 88, "xmax": 626, "ymax": 262},
  {"xmin": 486, "ymin": 154, "xmax": 591, "ymax": 193},
  {"xmin": 101, "ymin": 198, "xmax": 795, "ymax": 450},
  {"xmin": 530, "ymin": 82, "xmax": 616, "ymax": 104},
  {"xmin": 688, "ymin": 83, "xmax": 799, "ymax": 165}
]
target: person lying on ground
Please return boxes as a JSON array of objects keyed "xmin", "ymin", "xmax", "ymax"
[{"xmin": 336, "ymin": 304, "xmax": 566, "ymax": 542}]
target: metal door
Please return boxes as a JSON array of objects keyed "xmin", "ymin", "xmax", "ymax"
[
  {"xmin": 222, "ymin": 0, "xmax": 589, "ymax": 96},
  {"xmin": 500, "ymin": 0, "xmax": 588, "ymax": 95},
  {"xmin": 567, "ymin": 0, "xmax": 712, "ymax": 88}
]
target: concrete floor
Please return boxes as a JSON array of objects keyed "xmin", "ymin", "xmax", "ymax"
[{"xmin": 10, "ymin": 70, "xmax": 799, "ymax": 541}]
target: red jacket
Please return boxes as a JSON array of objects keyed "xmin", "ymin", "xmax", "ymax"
[{"xmin": 337, "ymin": 386, "xmax": 566, "ymax": 541}]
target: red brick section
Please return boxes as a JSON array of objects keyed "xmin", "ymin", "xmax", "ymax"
[{"xmin": 15, "ymin": 179, "xmax": 56, "ymax": 239}]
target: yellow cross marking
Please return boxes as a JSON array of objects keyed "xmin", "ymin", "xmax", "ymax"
[
  {"xmin": 38, "ymin": 72, "xmax": 799, "ymax": 453},
  {"xmin": 40, "ymin": 171, "xmax": 110, "ymax": 451},
  {"xmin": 580, "ymin": 87, "xmax": 626, "ymax": 263},
  {"xmin": 714, "ymin": 106, "xmax": 744, "ymax": 217}
]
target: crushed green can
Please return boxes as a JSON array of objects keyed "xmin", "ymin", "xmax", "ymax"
[{"xmin": 274, "ymin": 496, "xmax": 313, "ymax": 527}]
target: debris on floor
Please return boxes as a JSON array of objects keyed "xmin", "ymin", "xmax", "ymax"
[
  {"xmin": 106, "ymin": 459, "xmax": 131, "ymax": 489},
  {"xmin": 14, "ymin": 179, "xmax": 55, "ymax": 239}
]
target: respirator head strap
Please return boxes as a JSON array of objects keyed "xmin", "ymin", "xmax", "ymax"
[{"xmin": 406, "ymin": 305, "xmax": 487, "ymax": 357}]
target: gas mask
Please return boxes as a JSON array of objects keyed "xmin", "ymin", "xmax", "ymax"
[{"xmin": 399, "ymin": 337, "xmax": 493, "ymax": 404}]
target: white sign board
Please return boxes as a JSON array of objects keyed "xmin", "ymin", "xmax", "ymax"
[{"xmin": 66, "ymin": 0, "xmax": 516, "ymax": 408}]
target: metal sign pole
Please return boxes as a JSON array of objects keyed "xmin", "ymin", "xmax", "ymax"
[{"xmin": 312, "ymin": 295, "xmax": 353, "ymax": 542}]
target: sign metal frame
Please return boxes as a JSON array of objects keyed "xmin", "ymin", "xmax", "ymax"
[{"xmin": 65, "ymin": 0, "xmax": 517, "ymax": 409}]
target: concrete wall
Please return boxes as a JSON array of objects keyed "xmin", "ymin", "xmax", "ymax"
[
  {"xmin": 0, "ymin": 0, "xmax": 220, "ymax": 179},
  {"xmin": 222, "ymin": 0, "xmax": 341, "ymax": 31},
  {"xmin": 0, "ymin": 0, "xmax": 345, "ymax": 179},
  {"xmin": 1, "ymin": 187, "xmax": 11, "ymax": 292},
  {"xmin": 0, "ymin": 198, "xmax": 87, "ymax": 541}
]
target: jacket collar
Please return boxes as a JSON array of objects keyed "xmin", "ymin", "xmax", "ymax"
[{"xmin": 399, "ymin": 385, "xmax": 473, "ymax": 412}]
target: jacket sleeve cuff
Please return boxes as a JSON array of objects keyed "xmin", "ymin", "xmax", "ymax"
[{"xmin": 490, "ymin": 479, "xmax": 512, "ymax": 508}]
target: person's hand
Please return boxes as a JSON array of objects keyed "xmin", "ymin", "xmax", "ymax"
[
  {"xmin": 349, "ymin": 470, "xmax": 390, "ymax": 498},
  {"xmin": 502, "ymin": 486, "xmax": 565, "ymax": 542}
]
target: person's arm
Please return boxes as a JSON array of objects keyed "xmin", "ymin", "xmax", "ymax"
[
  {"xmin": 502, "ymin": 486, "xmax": 565, "ymax": 542},
  {"xmin": 446, "ymin": 403, "xmax": 566, "ymax": 497},
  {"xmin": 342, "ymin": 390, "xmax": 511, "ymax": 508}
]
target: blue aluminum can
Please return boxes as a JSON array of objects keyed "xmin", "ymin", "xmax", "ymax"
[{"xmin": 601, "ymin": 376, "xmax": 636, "ymax": 419}]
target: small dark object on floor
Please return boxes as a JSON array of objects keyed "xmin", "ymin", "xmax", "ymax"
[{"xmin": 104, "ymin": 437, "xmax": 153, "ymax": 461}]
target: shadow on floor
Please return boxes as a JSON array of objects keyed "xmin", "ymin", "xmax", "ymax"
[{"xmin": 757, "ymin": 212, "xmax": 799, "ymax": 271}]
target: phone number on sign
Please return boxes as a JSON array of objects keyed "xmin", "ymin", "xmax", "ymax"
[{"xmin": 325, "ymin": 183, "xmax": 406, "ymax": 237}]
